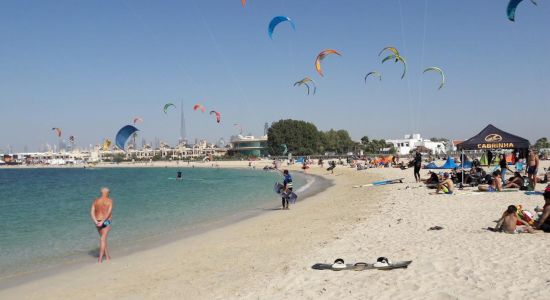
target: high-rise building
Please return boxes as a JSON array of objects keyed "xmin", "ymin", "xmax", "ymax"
[
  {"xmin": 264, "ymin": 122, "xmax": 269, "ymax": 135},
  {"xmin": 180, "ymin": 100, "xmax": 186, "ymax": 144}
]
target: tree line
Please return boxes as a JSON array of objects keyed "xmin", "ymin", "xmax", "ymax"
[{"xmin": 267, "ymin": 119, "xmax": 395, "ymax": 156}]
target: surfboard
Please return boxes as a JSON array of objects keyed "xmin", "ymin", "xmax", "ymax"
[
  {"xmin": 312, "ymin": 260, "xmax": 412, "ymax": 271},
  {"xmin": 274, "ymin": 182, "xmax": 284, "ymax": 194}
]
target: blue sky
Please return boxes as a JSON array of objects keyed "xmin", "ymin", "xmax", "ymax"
[{"xmin": 1, "ymin": 0, "xmax": 549, "ymax": 151}]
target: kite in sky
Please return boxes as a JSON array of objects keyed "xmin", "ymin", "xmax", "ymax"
[
  {"xmin": 193, "ymin": 104, "xmax": 205, "ymax": 113},
  {"xmin": 294, "ymin": 77, "xmax": 317, "ymax": 95},
  {"xmin": 52, "ymin": 127, "xmax": 62, "ymax": 137},
  {"xmin": 268, "ymin": 16, "xmax": 295, "ymax": 39},
  {"xmin": 507, "ymin": 0, "xmax": 537, "ymax": 22},
  {"xmin": 381, "ymin": 54, "xmax": 407, "ymax": 79},
  {"xmin": 315, "ymin": 49, "xmax": 342, "ymax": 77},
  {"xmin": 423, "ymin": 67, "xmax": 445, "ymax": 90},
  {"xmin": 133, "ymin": 117, "xmax": 143, "ymax": 125},
  {"xmin": 364, "ymin": 71, "xmax": 382, "ymax": 84},
  {"xmin": 210, "ymin": 111, "xmax": 221, "ymax": 123},
  {"xmin": 115, "ymin": 125, "xmax": 139, "ymax": 150},
  {"xmin": 163, "ymin": 103, "xmax": 176, "ymax": 114}
]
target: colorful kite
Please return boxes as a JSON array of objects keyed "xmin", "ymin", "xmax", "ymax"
[
  {"xmin": 133, "ymin": 117, "xmax": 143, "ymax": 125},
  {"xmin": 294, "ymin": 77, "xmax": 317, "ymax": 95},
  {"xmin": 315, "ymin": 49, "xmax": 341, "ymax": 77},
  {"xmin": 364, "ymin": 71, "xmax": 382, "ymax": 83},
  {"xmin": 378, "ymin": 47, "xmax": 400, "ymax": 58},
  {"xmin": 163, "ymin": 103, "xmax": 176, "ymax": 114},
  {"xmin": 268, "ymin": 16, "xmax": 295, "ymax": 39},
  {"xmin": 507, "ymin": 0, "xmax": 537, "ymax": 22},
  {"xmin": 381, "ymin": 54, "xmax": 407, "ymax": 79},
  {"xmin": 423, "ymin": 67, "xmax": 445, "ymax": 90},
  {"xmin": 210, "ymin": 111, "xmax": 221, "ymax": 123},
  {"xmin": 193, "ymin": 104, "xmax": 205, "ymax": 113},
  {"xmin": 52, "ymin": 127, "xmax": 62, "ymax": 137}
]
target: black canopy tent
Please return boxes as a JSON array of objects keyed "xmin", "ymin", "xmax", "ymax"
[
  {"xmin": 458, "ymin": 124, "xmax": 530, "ymax": 150},
  {"xmin": 456, "ymin": 125, "xmax": 530, "ymax": 184}
]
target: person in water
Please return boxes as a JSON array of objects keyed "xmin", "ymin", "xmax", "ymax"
[
  {"xmin": 176, "ymin": 171, "xmax": 183, "ymax": 180},
  {"xmin": 90, "ymin": 187, "xmax": 113, "ymax": 263},
  {"xmin": 282, "ymin": 170, "xmax": 293, "ymax": 210}
]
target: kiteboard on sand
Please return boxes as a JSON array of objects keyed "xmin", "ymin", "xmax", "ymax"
[
  {"xmin": 353, "ymin": 178, "xmax": 404, "ymax": 188},
  {"xmin": 312, "ymin": 258, "xmax": 412, "ymax": 271}
]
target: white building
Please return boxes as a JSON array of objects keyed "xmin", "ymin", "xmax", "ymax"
[{"xmin": 386, "ymin": 134, "xmax": 446, "ymax": 156}]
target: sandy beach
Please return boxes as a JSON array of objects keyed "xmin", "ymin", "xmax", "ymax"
[{"xmin": 1, "ymin": 160, "xmax": 550, "ymax": 299}]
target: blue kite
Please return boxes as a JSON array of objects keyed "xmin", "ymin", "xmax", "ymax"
[
  {"xmin": 115, "ymin": 125, "xmax": 139, "ymax": 150},
  {"xmin": 268, "ymin": 16, "xmax": 295, "ymax": 39}
]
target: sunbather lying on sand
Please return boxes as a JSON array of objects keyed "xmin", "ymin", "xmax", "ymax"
[
  {"xmin": 505, "ymin": 172, "xmax": 525, "ymax": 189},
  {"xmin": 494, "ymin": 205, "xmax": 535, "ymax": 234}
]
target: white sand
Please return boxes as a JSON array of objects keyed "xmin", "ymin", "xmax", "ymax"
[{"xmin": 2, "ymin": 160, "xmax": 550, "ymax": 299}]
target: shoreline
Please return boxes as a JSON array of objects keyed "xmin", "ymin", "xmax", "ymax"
[
  {"xmin": 5, "ymin": 163, "xmax": 549, "ymax": 298},
  {"xmin": 0, "ymin": 166, "xmax": 332, "ymax": 290}
]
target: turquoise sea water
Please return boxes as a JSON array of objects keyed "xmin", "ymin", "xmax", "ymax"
[{"xmin": 0, "ymin": 167, "xmax": 304, "ymax": 279}]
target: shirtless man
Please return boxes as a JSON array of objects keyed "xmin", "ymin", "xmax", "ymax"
[
  {"xmin": 436, "ymin": 173, "xmax": 454, "ymax": 194},
  {"xmin": 495, "ymin": 205, "xmax": 535, "ymax": 234},
  {"xmin": 527, "ymin": 149, "xmax": 540, "ymax": 189},
  {"xmin": 479, "ymin": 171, "xmax": 503, "ymax": 192},
  {"xmin": 90, "ymin": 187, "xmax": 113, "ymax": 263}
]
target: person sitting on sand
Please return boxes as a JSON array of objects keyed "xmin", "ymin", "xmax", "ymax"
[
  {"xmin": 494, "ymin": 205, "xmax": 535, "ymax": 234},
  {"xmin": 478, "ymin": 171, "xmax": 503, "ymax": 192},
  {"xmin": 90, "ymin": 187, "xmax": 113, "ymax": 263},
  {"xmin": 535, "ymin": 187, "xmax": 550, "ymax": 233},
  {"xmin": 504, "ymin": 172, "xmax": 525, "ymax": 189},
  {"xmin": 436, "ymin": 173, "xmax": 454, "ymax": 194},
  {"xmin": 423, "ymin": 171, "xmax": 440, "ymax": 185}
]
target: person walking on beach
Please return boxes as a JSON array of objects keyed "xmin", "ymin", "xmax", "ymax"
[
  {"xmin": 527, "ymin": 149, "xmax": 539, "ymax": 189},
  {"xmin": 281, "ymin": 170, "xmax": 293, "ymax": 210},
  {"xmin": 413, "ymin": 151, "xmax": 422, "ymax": 183},
  {"xmin": 90, "ymin": 187, "xmax": 113, "ymax": 263}
]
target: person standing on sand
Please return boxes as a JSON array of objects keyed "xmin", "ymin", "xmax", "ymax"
[
  {"xmin": 527, "ymin": 149, "xmax": 539, "ymax": 189},
  {"xmin": 281, "ymin": 170, "xmax": 293, "ymax": 210},
  {"xmin": 90, "ymin": 187, "xmax": 113, "ymax": 263},
  {"xmin": 499, "ymin": 154, "xmax": 512, "ymax": 185},
  {"xmin": 413, "ymin": 151, "xmax": 422, "ymax": 183},
  {"xmin": 487, "ymin": 150, "xmax": 493, "ymax": 167}
]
